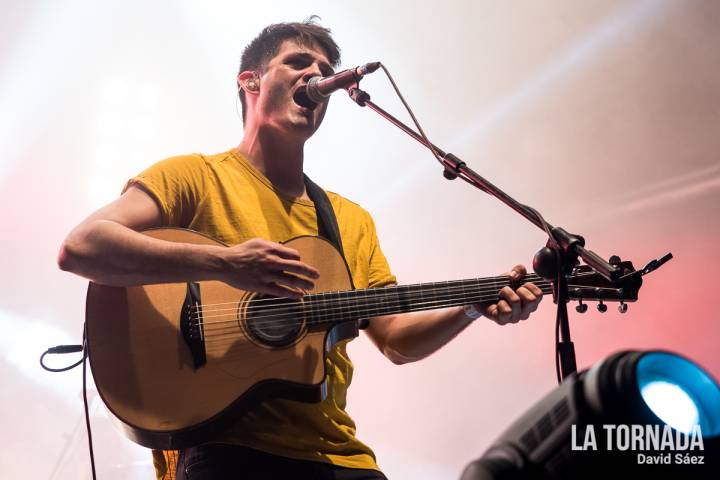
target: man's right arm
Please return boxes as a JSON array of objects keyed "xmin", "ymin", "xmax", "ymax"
[{"xmin": 57, "ymin": 186, "xmax": 319, "ymax": 297}]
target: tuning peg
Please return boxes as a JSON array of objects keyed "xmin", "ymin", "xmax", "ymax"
[
  {"xmin": 618, "ymin": 301, "xmax": 628, "ymax": 314},
  {"xmin": 576, "ymin": 300, "xmax": 588, "ymax": 314},
  {"xmin": 597, "ymin": 300, "xmax": 608, "ymax": 313}
]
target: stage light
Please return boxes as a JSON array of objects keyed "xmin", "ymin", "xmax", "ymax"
[
  {"xmin": 640, "ymin": 381, "xmax": 699, "ymax": 434},
  {"xmin": 460, "ymin": 350, "xmax": 719, "ymax": 480},
  {"xmin": 636, "ymin": 352, "xmax": 720, "ymax": 437}
]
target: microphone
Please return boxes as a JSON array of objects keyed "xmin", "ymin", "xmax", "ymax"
[{"xmin": 306, "ymin": 62, "xmax": 380, "ymax": 103}]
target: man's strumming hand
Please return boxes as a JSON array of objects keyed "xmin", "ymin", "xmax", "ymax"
[{"xmin": 215, "ymin": 238, "xmax": 319, "ymax": 299}]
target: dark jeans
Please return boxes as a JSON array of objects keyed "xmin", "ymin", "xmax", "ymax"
[{"xmin": 175, "ymin": 444, "xmax": 389, "ymax": 480}]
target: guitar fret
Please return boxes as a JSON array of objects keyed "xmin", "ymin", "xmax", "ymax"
[
  {"xmin": 304, "ymin": 295, "xmax": 313, "ymax": 324},
  {"xmin": 335, "ymin": 290, "xmax": 345, "ymax": 321},
  {"xmin": 394, "ymin": 285, "xmax": 406, "ymax": 314},
  {"xmin": 399, "ymin": 285, "xmax": 409, "ymax": 312},
  {"xmin": 351, "ymin": 289, "xmax": 366, "ymax": 318},
  {"xmin": 478, "ymin": 277, "xmax": 489, "ymax": 303},
  {"xmin": 319, "ymin": 292, "xmax": 331, "ymax": 323},
  {"xmin": 333, "ymin": 291, "xmax": 343, "ymax": 321},
  {"xmin": 380, "ymin": 290, "xmax": 391, "ymax": 317},
  {"xmin": 340, "ymin": 290, "xmax": 352, "ymax": 321}
]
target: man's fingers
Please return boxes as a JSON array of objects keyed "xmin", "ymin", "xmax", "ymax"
[
  {"xmin": 516, "ymin": 286, "xmax": 535, "ymax": 320},
  {"xmin": 510, "ymin": 264, "xmax": 527, "ymax": 280},
  {"xmin": 481, "ymin": 275, "xmax": 543, "ymax": 326},
  {"xmin": 496, "ymin": 300, "xmax": 513, "ymax": 325},
  {"xmin": 269, "ymin": 243, "xmax": 302, "ymax": 261},
  {"xmin": 484, "ymin": 304, "xmax": 501, "ymax": 324},
  {"xmin": 260, "ymin": 282, "xmax": 304, "ymax": 299},
  {"xmin": 523, "ymin": 282, "xmax": 543, "ymax": 297},
  {"xmin": 499, "ymin": 286, "xmax": 521, "ymax": 322},
  {"xmin": 523, "ymin": 283, "xmax": 543, "ymax": 308},
  {"xmin": 275, "ymin": 258, "xmax": 320, "ymax": 279},
  {"xmin": 264, "ymin": 271, "xmax": 314, "ymax": 291},
  {"xmin": 520, "ymin": 285, "xmax": 543, "ymax": 317},
  {"xmin": 516, "ymin": 286, "xmax": 537, "ymax": 304}
]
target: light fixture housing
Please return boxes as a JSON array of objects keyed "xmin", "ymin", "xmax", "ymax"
[{"xmin": 460, "ymin": 350, "xmax": 719, "ymax": 479}]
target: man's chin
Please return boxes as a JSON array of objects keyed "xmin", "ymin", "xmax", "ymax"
[
  {"xmin": 261, "ymin": 113, "xmax": 322, "ymax": 141},
  {"xmin": 284, "ymin": 115, "xmax": 320, "ymax": 137}
]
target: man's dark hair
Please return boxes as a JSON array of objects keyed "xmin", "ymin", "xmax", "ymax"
[{"xmin": 237, "ymin": 17, "xmax": 341, "ymax": 123}]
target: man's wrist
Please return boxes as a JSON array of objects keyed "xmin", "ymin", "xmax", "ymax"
[
  {"xmin": 463, "ymin": 304, "xmax": 483, "ymax": 320},
  {"xmin": 181, "ymin": 243, "xmax": 227, "ymax": 281}
]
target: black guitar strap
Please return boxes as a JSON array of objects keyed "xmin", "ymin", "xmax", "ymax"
[
  {"xmin": 304, "ymin": 174, "xmax": 346, "ymax": 260},
  {"xmin": 304, "ymin": 176, "xmax": 370, "ymax": 330}
]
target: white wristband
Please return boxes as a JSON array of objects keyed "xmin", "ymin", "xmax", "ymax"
[{"xmin": 463, "ymin": 304, "xmax": 483, "ymax": 320}]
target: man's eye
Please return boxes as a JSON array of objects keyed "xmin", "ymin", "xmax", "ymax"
[{"xmin": 287, "ymin": 59, "xmax": 307, "ymax": 68}]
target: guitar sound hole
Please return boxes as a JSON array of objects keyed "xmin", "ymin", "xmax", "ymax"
[{"xmin": 245, "ymin": 295, "xmax": 305, "ymax": 347}]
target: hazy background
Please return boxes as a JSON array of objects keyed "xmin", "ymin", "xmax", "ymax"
[{"xmin": 1, "ymin": 0, "xmax": 718, "ymax": 478}]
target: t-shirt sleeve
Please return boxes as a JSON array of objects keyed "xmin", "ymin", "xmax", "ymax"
[
  {"xmin": 122, "ymin": 154, "xmax": 207, "ymax": 227},
  {"xmin": 364, "ymin": 212, "xmax": 397, "ymax": 288}
]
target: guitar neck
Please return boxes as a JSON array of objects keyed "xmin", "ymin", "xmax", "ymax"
[{"xmin": 303, "ymin": 274, "xmax": 553, "ymax": 324}]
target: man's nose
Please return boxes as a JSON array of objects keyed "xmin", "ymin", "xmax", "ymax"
[{"xmin": 302, "ymin": 64, "xmax": 324, "ymax": 82}]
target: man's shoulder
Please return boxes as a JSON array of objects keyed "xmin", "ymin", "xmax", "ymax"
[
  {"xmin": 325, "ymin": 191, "xmax": 375, "ymax": 225},
  {"xmin": 326, "ymin": 190, "xmax": 363, "ymax": 209},
  {"xmin": 152, "ymin": 150, "xmax": 232, "ymax": 170},
  {"xmin": 133, "ymin": 150, "xmax": 238, "ymax": 186}
]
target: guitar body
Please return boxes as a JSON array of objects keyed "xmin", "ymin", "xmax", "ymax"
[{"xmin": 86, "ymin": 228, "xmax": 357, "ymax": 450}]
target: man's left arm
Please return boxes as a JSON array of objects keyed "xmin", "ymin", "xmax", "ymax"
[{"xmin": 364, "ymin": 265, "xmax": 543, "ymax": 365}]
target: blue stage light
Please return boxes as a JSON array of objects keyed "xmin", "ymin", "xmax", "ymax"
[
  {"xmin": 637, "ymin": 352, "xmax": 720, "ymax": 438},
  {"xmin": 461, "ymin": 350, "xmax": 720, "ymax": 479}
]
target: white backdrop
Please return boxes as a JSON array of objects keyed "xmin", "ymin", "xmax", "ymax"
[{"xmin": 1, "ymin": 0, "xmax": 719, "ymax": 478}]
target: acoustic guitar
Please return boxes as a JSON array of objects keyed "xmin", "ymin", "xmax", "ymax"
[{"xmin": 85, "ymin": 228, "xmax": 641, "ymax": 450}]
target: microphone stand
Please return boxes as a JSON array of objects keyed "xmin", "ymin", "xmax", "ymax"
[{"xmin": 346, "ymin": 84, "xmax": 622, "ymax": 382}]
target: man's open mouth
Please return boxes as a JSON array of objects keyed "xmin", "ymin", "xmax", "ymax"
[{"xmin": 293, "ymin": 87, "xmax": 319, "ymax": 111}]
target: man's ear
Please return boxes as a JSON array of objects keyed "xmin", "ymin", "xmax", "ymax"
[{"xmin": 238, "ymin": 71, "xmax": 260, "ymax": 94}]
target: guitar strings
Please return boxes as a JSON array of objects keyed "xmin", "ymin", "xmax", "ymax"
[
  {"xmin": 193, "ymin": 281, "xmax": 597, "ymax": 341},
  {"xmin": 185, "ymin": 271, "xmax": 597, "ymax": 311},
  {"xmin": 196, "ymin": 287, "xmax": 553, "ymax": 340},
  {"xmin": 194, "ymin": 278, "xmax": 621, "ymax": 324},
  {"xmin": 195, "ymin": 280, "xmax": 555, "ymax": 325},
  {"xmin": 195, "ymin": 280, "xmax": 624, "ymax": 343},
  {"xmin": 198, "ymin": 291, "xmax": 557, "ymax": 347},
  {"xmin": 187, "ymin": 275, "xmax": 540, "ymax": 310},
  {"xmin": 197, "ymin": 275, "xmax": 548, "ymax": 316},
  {"xmin": 194, "ymin": 280, "xmax": 602, "ymax": 334},
  {"xmin": 193, "ymin": 272, "xmax": 608, "ymax": 326},
  {"xmin": 137, "ymin": 269, "xmax": 619, "ymax": 343}
]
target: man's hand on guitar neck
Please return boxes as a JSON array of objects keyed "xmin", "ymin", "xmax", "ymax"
[{"xmin": 475, "ymin": 264, "xmax": 543, "ymax": 326}]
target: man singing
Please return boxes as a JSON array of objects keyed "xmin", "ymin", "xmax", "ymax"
[{"xmin": 58, "ymin": 19, "xmax": 542, "ymax": 480}]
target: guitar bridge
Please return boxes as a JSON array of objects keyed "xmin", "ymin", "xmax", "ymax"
[{"xmin": 180, "ymin": 282, "xmax": 206, "ymax": 369}]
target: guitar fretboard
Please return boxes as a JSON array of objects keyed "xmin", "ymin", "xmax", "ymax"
[{"xmin": 301, "ymin": 274, "xmax": 552, "ymax": 324}]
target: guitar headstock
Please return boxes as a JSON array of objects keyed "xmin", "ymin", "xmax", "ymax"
[{"xmin": 566, "ymin": 261, "xmax": 642, "ymax": 313}]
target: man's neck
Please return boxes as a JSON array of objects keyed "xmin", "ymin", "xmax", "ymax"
[{"xmin": 236, "ymin": 126, "xmax": 308, "ymax": 199}]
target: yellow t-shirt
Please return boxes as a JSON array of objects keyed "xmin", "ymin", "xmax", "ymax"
[{"xmin": 124, "ymin": 149, "xmax": 396, "ymax": 478}]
